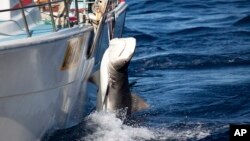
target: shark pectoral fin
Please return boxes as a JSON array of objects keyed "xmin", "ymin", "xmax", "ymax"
[
  {"xmin": 131, "ymin": 93, "xmax": 149, "ymax": 113},
  {"xmin": 89, "ymin": 70, "xmax": 100, "ymax": 87}
]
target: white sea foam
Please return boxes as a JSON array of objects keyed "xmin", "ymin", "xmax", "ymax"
[
  {"xmin": 80, "ymin": 111, "xmax": 211, "ymax": 141},
  {"xmin": 81, "ymin": 111, "xmax": 155, "ymax": 141},
  {"xmin": 153, "ymin": 125, "xmax": 211, "ymax": 141}
]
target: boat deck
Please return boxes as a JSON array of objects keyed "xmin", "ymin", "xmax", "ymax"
[
  {"xmin": 0, "ymin": 0, "xmax": 88, "ymax": 44},
  {"xmin": 0, "ymin": 20, "xmax": 54, "ymax": 42}
]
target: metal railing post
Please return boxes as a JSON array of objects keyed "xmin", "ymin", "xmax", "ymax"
[
  {"xmin": 19, "ymin": 0, "xmax": 31, "ymax": 37},
  {"xmin": 75, "ymin": 0, "xmax": 79, "ymax": 24},
  {"xmin": 64, "ymin": 0, "xmax": 70, "ymax": 27},
  {"xmin": 48, "ymin": 0, "xmax": 56, "ymax": 32}
]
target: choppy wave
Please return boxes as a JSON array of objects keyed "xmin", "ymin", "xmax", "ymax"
[
  {"xmin": 168, "ymin": 27, "xmax": 219, "ymax": 36},
  {"xmin": 130, "ymin": 53, "xmax": 250, "ymax": 72},
  {"xmin": 233, "ymin": 15, "xmax": 250, "ymax": 26}
]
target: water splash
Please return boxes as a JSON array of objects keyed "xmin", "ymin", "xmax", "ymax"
[
  {"xmin": 152, "ymin": 125, "xmax": 211, "ymax": 141},
  {"xmin": 79, "ymin": 111, "xmax": 211, "ymax": 141},
  {"xmin": 81, "ymin": 111, "xmax": 155, "ymax": 141}
]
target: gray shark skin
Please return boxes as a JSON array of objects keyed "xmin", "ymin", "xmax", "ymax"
[{"xmin": 92, "ymin": 37, "xmax": 148, "ymax": 115}]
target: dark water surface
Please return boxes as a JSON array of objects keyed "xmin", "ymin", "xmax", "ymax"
[{"xmin": 49, "ymin": 0, "xmax": 250, "ymax": 140}]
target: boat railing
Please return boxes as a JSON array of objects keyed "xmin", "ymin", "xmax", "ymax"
[{"xmin": 0, "ymin": 0, "xmax": 96, "ymax": 37}]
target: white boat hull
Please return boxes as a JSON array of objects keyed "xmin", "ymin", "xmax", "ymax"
[{"xmin": 0, "ymin": 26, "xmax": 94, "ymax": 141}]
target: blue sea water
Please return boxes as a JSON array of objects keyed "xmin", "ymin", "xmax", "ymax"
[{"xmin": 48, "ymin": 0, "xmax": 250, "ymax": 140}]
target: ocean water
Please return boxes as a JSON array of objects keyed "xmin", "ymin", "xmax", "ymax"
[{"xmin": 48, "ymin": 0, "xmax": 250, "ymax": 140}]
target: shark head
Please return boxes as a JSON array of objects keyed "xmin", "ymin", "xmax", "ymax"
[{"xmin": 108, "ymin": 37, "xmax": 136, "ymax": 72}]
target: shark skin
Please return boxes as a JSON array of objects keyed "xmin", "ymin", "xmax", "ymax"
[{"xmin": 92, "ymin": 37, "xmax": 148, "ymax": 116}]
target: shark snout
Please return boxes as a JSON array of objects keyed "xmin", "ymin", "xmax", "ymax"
[{"xmin": 109, "ymin": 38, "xmax": 136, "ymax": 69}]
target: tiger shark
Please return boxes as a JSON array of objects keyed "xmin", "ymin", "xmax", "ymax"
[{"xmin": 91, "ymin": 37, "xmax": 148, "ymax": 115}]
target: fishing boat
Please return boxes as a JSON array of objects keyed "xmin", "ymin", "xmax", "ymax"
[{"xmin": 0, "ymin": 0, "xmax": 127, "ymax": 140}]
